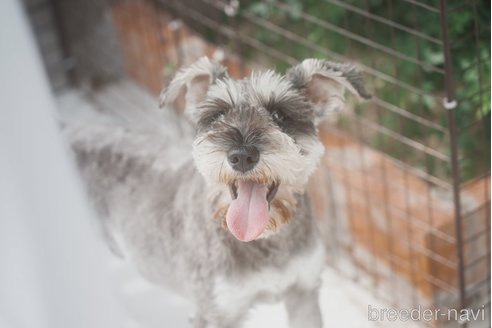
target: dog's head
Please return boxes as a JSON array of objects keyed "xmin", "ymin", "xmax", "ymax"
[{"xmin": 160, "ymin": 57, "xmax": 370, "ymax": 242}]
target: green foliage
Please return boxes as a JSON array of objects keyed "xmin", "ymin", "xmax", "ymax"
[{"xmin": 237, "ymin": 0, "xmax": 490, "ymax": 182}]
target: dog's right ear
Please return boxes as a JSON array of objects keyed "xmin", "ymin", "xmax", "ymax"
[
  {"xmin": 286, "ymin": 59, "xmax": 371, "ymax": 123},
  {"xmin": 159, "ymin": 57, "xmax": 228, "ymax": 121}
]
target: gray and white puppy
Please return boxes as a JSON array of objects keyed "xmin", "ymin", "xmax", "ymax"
[{"xmin": 70, "ymin": 57, "xmax": 370, "ymax": 328}]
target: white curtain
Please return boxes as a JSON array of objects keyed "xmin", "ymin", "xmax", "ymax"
[{"xmin": 0, "ymin": 1, "xmax": 129, "ymax": 327}]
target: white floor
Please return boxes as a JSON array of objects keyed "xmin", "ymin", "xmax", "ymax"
[{"xmin": 107, "ymin": 253, "xmax": 420, "ymax": 328}]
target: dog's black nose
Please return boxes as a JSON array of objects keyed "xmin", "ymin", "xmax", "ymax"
[{"xmin": 227, "ymin": 147, "xmax": 260, "ymax": 173}]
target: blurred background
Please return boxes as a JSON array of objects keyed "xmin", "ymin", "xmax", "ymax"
[{"xmin": 0, "ymin": 0, "xmax": 490, "ymax": 327}]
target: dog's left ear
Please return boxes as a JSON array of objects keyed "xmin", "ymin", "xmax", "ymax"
[
  {"xmin": 159, "ymin": 57, "xmax": 228, "ymax": 121},
  {"xmin": 286, "ymin": 59, "xmax": 371, "ymax": 122}
]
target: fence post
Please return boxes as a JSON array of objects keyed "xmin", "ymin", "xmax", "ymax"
[{"xmin": 438, "ymin": 0, "xmax": 467, "ymax": 325}]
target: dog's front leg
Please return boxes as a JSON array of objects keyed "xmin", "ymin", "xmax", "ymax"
[{"xmin": 285, "ymin": 286, "xmax": 323, "ymax": 328}]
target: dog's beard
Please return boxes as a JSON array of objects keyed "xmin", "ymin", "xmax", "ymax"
[{"xmin": 193, "ymin": 131, "xmax": 324, "ymax": 241}]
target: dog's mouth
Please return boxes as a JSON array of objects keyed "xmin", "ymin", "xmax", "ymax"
[
  {"xmin": 226, "ymin": 180, "xmax": 279, "ymax": 242},
  {"xmin": 228, "ymin": 180, "xmax": 279, "ymax": 202}
]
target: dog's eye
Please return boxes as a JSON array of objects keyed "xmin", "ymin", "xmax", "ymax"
[
  {"xmin": 272, "ymin": 111, "xmax": 284, "ymax": 123},
  {"xmin": 210, "ymin": 110, "xmax": 225, "ymax": 123}
]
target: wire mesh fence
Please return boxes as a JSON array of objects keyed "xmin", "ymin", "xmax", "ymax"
[{"xmin": 28, "ymin": 0, "xmax": 491, "ymax": 326}]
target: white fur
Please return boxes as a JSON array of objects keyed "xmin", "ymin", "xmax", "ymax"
[
  {"xmin": 207, "ymin": 78, "xmax": 242, "ymax": 106},
  {"xmin": 212, "ymin": 240, "xmax": 325, "ymax": 312},
  {"xmin": 254, "ymin": 130, "xmax": 310, "ymax": 185},
  {"xmin": 295, "ymin": 135, "xmax": 325, "ymax": 179},
  {"xmin": 191, "ymin": 136, "xmax": 229, "ymax": 186},
  {"xmin": 250, "ymin": 70, "xmax": 293, "ymax": 104}
]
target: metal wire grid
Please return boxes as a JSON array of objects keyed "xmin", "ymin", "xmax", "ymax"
[{"xmin": 44, "ymin": 0, "xmax": 490, "ymax": 326}]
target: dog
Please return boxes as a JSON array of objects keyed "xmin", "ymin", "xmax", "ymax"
[{"xmin": 69, "ymin": 57, "xmax": 370, "ymax": 328}]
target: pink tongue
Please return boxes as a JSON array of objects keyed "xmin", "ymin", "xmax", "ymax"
[{"xmin": 226, "ymin": 180, "xmax": 269, "ymax": 242}]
